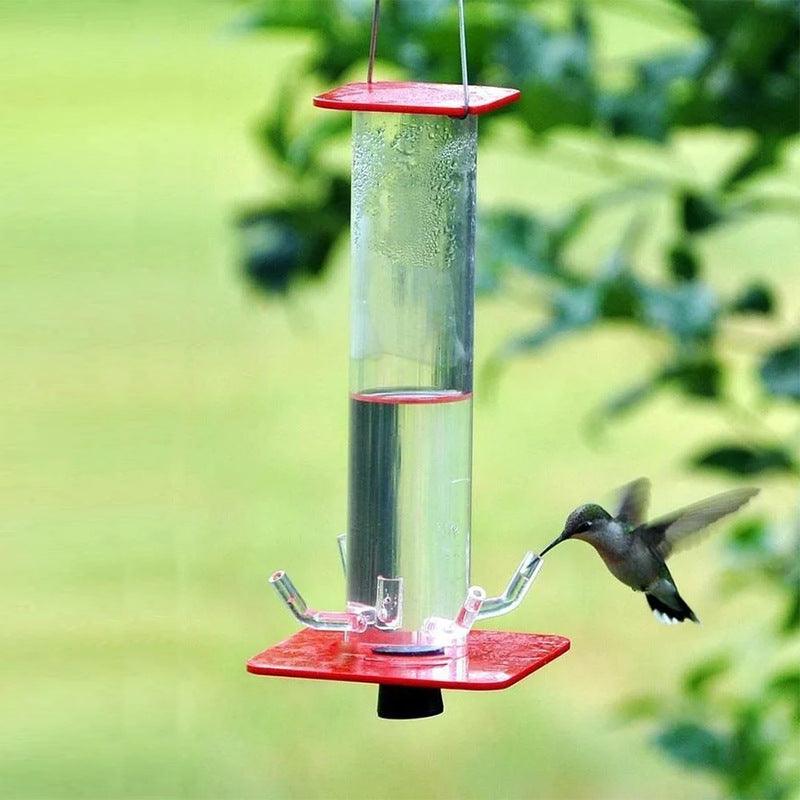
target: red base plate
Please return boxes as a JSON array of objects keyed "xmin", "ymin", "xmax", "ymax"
[
  {"xmin": 313, "ymin": 82, "xmax": 521, "ymax": 117},
  {"xmin": 247, "ymin": 629, "xmax": 569, "ymax": 691}
]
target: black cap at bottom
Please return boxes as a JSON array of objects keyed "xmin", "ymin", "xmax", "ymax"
[{"xmin": 377, "ymin": 685, "xmax": 444, "ymax": 719}]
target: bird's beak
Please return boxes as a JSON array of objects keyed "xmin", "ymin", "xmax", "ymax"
[{"xmin": 539, "ymin": 531, "xmax": 567, "ymax": 557}]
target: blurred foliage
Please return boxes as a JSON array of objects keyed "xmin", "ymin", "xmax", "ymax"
[
  {"xmin": 620, "ymin": 514, "xmax": 799, "ymax": 800},
  {"xmin": 237, "ymin": 0, "xmax": 799, "ymax": 796}
]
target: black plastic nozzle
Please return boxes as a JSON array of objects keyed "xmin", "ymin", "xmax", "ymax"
[{"xmin": 377, "ymin": 685, "xmax": 444, "ymax": 719}]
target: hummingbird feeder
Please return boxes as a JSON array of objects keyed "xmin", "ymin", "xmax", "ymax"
[{"xmin": 247, "ymin": 0, "xmax": 569, "ymax": 719}]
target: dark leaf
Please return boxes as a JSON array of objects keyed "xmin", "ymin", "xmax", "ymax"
[
  {"xmin": 668, "ymin": 241, "xmax": 701, "ymax": 282},
  {"xmin": 730, "ymin": 283, "xmax": 775, "ymax": 316},
  {"xmin": 680, "ymin": 191, "xmax": 725, "ymax": 233},
  {"xmin": 236, "ymin": 179, "xmax": 348, "ymax": 294},
  {"xmin": 663, "ymin": 356, "xmax": 722, "ymax": 399},
  {"xmin": 654, "ymin": 722, "xmax": 731, "ymax": 773},
  {"xmin": 499, "ymin": 14, "xmax": 596, "ymax": 134},
  {"xmin": 759, "ymin": 340, "xmax": 800, "ymax": 402},
  {"xmin": 599, "ymin": 86, "xmax": 669, "ymax": 142},
  {"xmin": 476, "ymin": 211, "xmax": 574, "ymax": 292},
  {"xmin": 723, "ymin": 137, "xmax": 782, "ymax": 189},
  {"xmin": 237, "ymin": 211, "xmax": 306, "ymax": 293},
  {"xmin": 691, "ymin": 443, "xmax": 797, "ymax": 476},
  {"xmin": 598, "ymin": 271, "xmax": 642, "ymax": 320}
]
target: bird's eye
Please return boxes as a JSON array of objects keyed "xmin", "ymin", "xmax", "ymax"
[{"xmin": 576, "ymin": 521, "xmax": 592, "ymax": 533}]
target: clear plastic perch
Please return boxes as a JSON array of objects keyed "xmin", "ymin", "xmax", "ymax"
[{"xmin": 269, "ymin": 570, "xmax": 370, "ymax": 633}]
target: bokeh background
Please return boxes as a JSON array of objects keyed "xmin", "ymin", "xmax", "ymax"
[{"xmin": 3, "ymin": 1, "xmax": 798, "ymax": 799}]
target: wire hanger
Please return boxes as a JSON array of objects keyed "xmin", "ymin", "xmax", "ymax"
[{"xmin": 366, "ymin": 0, "xmax": 471, "ymax": 116}]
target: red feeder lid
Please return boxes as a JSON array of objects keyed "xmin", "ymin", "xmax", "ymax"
[
  {"xmin": 247, "ymin": 628, "xmax": 569, "ymax": 690},
  {"xmin": 313, "ymin": 81, "xmax": 521, "ymax": 117}
]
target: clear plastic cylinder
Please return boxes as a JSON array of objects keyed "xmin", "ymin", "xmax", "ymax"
[{"xmin": 347, "ymin": 111, "xmax": 477, "ymax": 646}]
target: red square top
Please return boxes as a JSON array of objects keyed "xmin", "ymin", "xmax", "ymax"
[{"xmin": 313, "ymin": 81, "xmax": 521, "ymax": 117}]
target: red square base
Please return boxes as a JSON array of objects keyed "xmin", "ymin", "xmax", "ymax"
[{"xmin": 247, "ymin": 629, "xmax": 569, "ymax": 691}]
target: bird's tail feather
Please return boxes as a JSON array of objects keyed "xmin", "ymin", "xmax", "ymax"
[{"xmin": 646, "ymin": 591, "xmax": 699, "ymax": 624}]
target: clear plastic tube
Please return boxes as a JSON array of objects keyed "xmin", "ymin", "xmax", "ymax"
[{"xmin": 347, "ymin": 111, "xmax": 477, "ymax": 646}]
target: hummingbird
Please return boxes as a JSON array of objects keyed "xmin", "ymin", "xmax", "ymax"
[{"xmin": 540, "ymin": 479, "xmax": 759, "ymax": 624}]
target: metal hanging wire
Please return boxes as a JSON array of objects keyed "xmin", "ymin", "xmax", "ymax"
[
  {"xmin": 367, "ymin": 0, "xmax": 381, "ymax": 84},
  {"xmin": 366, "ymin": 0, "xmax": 470, "ymax": 115}
]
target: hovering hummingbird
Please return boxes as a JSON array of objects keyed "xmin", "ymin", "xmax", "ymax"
[{"xmin": 540, "ymin": 479, "xmax": 759, "ymax": 624}]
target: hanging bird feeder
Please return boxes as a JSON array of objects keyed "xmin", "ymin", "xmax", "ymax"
[{"xmin": 247, "ymin": 0, "xmax": 569, "ymax": 719}]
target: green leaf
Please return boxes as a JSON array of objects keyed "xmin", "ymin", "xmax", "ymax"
[
  {"xmin": 236, "ymin": 179, "xmax": 349, "ymax": 294},
  {"xmin": 668, "ymin": 241, "xmax": 701, "ymax": 282},
  {"xmin": 642, "ymin": 283, "xmax": 719, "ymax": 343},
  {"xmin": 599, "ymin": 86, "xmax": 669, "ymax": 142},
  {"xmin": 499, "ymin": 318, "xmax": 577, "ymax": 359},
  {"xmin": 500, "ymin": 15, "xmax": 597, "ymax": 134},
  {"xmin": 727, "ymin": 518, "xmax": 770, "ymax": 554},
  {"xmin": 616, "ymin": 695, "xmax": 663, "ymax": 722},
  {"xmin": 682, "ymin": 656, "xmax": 732, "ymax": 698},
  {"xmin": 237, "ymin": 211, "xmax": 305, "ymax": 293},
  {"xmin": 285, "ymin": 114, "xmax": 350, "ymax": 174},
  {"xmin": 235, "ymin": 0, "xmax": 332, "ymax": 32},
  {"xmin": 654, "ymin": 722, "xmax": 731, "ymax": 773},
  {"xmin": 597, "ymin": 271, "xmax": 642, "ymax": 320},
  {"xmin": 476, "ymin": 211, "xmax": 574, "ymax": 292},
  {"xmin": 663, "ymin": 356, "xmax": 722, "ymax": 399},
  {"xmin": 783, "ymin": 572, "xmax": 800, "ymax": 634},
  {"xmin": 759, "ymin": 340, "xmax": 800, "ymax": 402},
  {"xmin": 591, "ymin": 373, "xmax": 663, "ymax": 429},
  {"xmin": 691, "ymin": 443, "xmax": 797, "ymax": 476},
  {"xmin": 723, "ymin": 137, "xmax": 782, "ymax": 189},
  {"xmin": 730, "ymin": 283, "xmax": 775, "ymax": 315},
  {"xmin": 680, "ymin": 191, "xmax": 725, "ymax": 233},
  {"xmin": 767, "ymin": 669, "xmax": 800, "ymax": 721}
]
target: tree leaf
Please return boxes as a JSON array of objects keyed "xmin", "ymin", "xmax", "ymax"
[
  {"xmin": 598, "ymin": 270, "xmax": 642, "ymax": 320},
  {"xmin": 682, "ymin": 656, "xmax": 731, "ymax": 698},
  {"xmin": 680, "ymin": 191, "xmax": 725, "ymax": 233},
  {"xmin": 616, "ymin": 695, "xmax": 663, "ymax": 722},
  {"xmin": 727, "ymin": 518, "xmax": 770, "ymax": 554},
  {"xmin": 642, "ymin": 283, "xmax": 719, "ymax": 343},
  {"xmin": 654, "ymin": 722, "xmax": 732, "ymax": 773},
  {"xmin": 668, "ymin": 241, "xmax": 701, "ymax": 282},
  {"xmin": 730, "ymin": 283, "xmax": 775, "ymax": 316},
  {"xmin": 663, "ymin": 356, "xmax": 722, "ymax": 398},
  {"xmin": 691, "ymin": 443, "xmax": 797, "ymax": 476},
  {"xmin": 590, "ymin": 373, "xmax": 664, "ymax": 431},
  {"xmin": 476, "ymin": 211, "xmax": 566, "ymax": 292},
  {"xmin": 722, "ymin": 137, "xmax": 782, "ymax": 189},
  {"xmin": 782, "ymin": 572, "xmax": 800, "ymax": 635},
  {"xmin": 759, "ymin": 340, "xmax": 800, "ymax": 402},
  {"xmin": 236, "ymin": 179, "xmax": 348, "ymax": 294}
]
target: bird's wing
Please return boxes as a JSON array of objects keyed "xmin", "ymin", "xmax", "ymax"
[
  {"xmin": 640, "ymin": 487, "xmax": 759, "ymax": 559},
  {"xmin": 615, "ymin": 478, "xmax": 651, "ymax": 527}
]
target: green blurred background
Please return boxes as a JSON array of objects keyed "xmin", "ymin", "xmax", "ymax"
[{"xmin": 2, "ymin": 1, "xmax": 798, "ymax": 799}]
